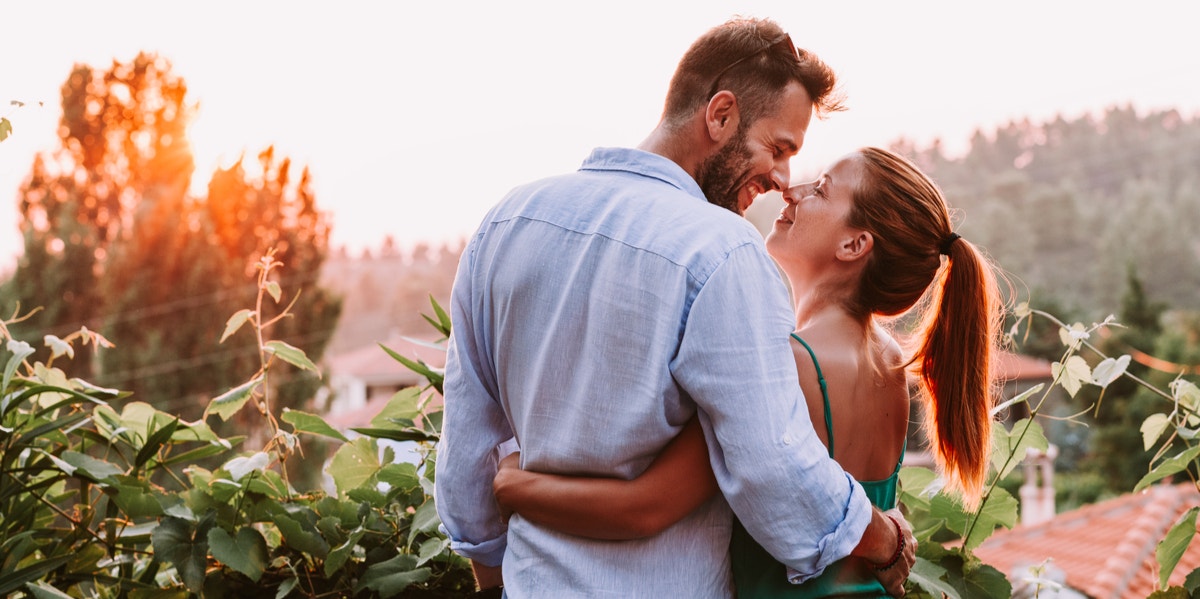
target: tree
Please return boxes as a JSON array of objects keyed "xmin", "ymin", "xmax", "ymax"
[
  {"xmin": 1, "ymin": 54, "xmax": 191, "ymax": 378},
  {"xmin": 2, "ymin": 53, "xmax": 341, "ymax": 429}
]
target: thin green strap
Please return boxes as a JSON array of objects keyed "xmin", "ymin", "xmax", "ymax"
[{"xmin": 790, "ymin": 333, "xmax": 833, "ymax": 459}]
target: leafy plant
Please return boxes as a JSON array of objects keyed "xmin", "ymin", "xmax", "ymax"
[
  {"xmin": 0, "ymin": 255, "xmax": 471, "ymax": 597},
  {"xmin": 900, "ymin": 302, "xmax": 1200, "ymax": 597}
]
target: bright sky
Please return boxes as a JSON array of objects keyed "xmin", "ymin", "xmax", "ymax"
[{"xmin": 3, "ymin": 1, "xmax": 1200, "ymax": 272}]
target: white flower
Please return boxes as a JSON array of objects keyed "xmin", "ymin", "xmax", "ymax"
[
  {"xmin": 7, "ymin": 339, "xmax": 33, "ymax": 355},
  {"xmin": 44, "ymin": 335, "xmax": 74, "ymax": 359}
]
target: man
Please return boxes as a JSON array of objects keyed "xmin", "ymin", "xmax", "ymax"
[{"xmin": 436, "ymin": 17, "xmax": 916, "ymax": 598}]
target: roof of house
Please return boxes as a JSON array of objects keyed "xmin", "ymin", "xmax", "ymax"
[
  {"xmin": 996, "ymin": 350, "xmax": 1054, "ymax": 382},
  {"xmin": 972, "ymin": 482, "xmax": 1200, "ymax": 599}
]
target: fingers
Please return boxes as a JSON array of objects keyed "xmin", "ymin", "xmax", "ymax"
[
  {"xmin": 876, "ymin": 508, "xmax": 916, "ymax": 596},
  {"xmin": 874, "ymin": 562, "xmax": 907, "ymax": 597},
  {"xmin": 884, "ymin": 508, "xmax": 918, "ymax": 572}
]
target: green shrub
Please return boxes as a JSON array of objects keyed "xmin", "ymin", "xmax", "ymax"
[{"xmin": 0, "ymin": 252, "xmax": 472, "ymax": 597}]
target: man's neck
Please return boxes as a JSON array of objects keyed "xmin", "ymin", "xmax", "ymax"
[{"xmin": 638, "ymin": 121, "xmax": 712, "ymax": 182}]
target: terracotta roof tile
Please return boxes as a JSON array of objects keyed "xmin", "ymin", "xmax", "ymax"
[{"xmin": 972, "ymin": 482, "xmax": 1200, "ymax": 598}]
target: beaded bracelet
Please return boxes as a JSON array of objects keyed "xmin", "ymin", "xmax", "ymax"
[{"xmin": 873, "ymin": 514, "xmax": 905, "ymax": 572}]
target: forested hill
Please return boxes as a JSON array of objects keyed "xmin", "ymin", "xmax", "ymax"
[
  {"xmin": 896, "ymin": 105, "xmax": 1200, "ymax": 316},
  {"xmin": 328, "ymin": 106, "xmax": 1200, "ymax": 356}
]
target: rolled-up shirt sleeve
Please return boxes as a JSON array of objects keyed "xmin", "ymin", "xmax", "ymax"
[
  {"xmin": 670, "ymin": 242, "xmax": 873, "ymax": 582},
  {"xmin": 434, "ymin": 238, "xmax": 513, "ymax": 567}
]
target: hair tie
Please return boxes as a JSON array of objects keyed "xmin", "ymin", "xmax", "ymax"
[{"xmin": 939, "ymin": 232, "xmax": 961, "ymax": 256}]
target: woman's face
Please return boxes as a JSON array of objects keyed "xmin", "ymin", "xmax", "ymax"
[{"xmin": 765, "ymin": 152, "xmax": 865, "ymax": 272}]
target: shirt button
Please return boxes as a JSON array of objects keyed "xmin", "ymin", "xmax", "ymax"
[{"xmin": 782, "ymin": 434, "xmax": 793, "ymax": 445}]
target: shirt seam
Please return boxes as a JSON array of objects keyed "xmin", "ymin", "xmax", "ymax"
[{"xmin": 485, "ymin": 213, "xmax": 759, "ymax": 286}]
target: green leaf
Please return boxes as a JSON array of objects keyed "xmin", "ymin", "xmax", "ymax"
[
  {"xmin": 1185, "ymin": 566, "xmax": 1200, "ymax": 594},
  {"xmin": 348, "ymin": 486, "xmax": 387, "ymax": 508},
  {"xmin": 0, "ymin": 556, "xmax": 70, "ymax": 595},
  {"xmin": 429, "ymin": 295, "xmax": 452, "ymax": 334},
  {"xmin": 111, "ymin": 478, "xmax": 167, "ymax": 518},
  {"xmin": 324, "ymin": 527, "xmax": 366, "ymax": 577},
  {"xmin": 1147, "ymin": 588, "xmax": 1190, "ymax": 599},
  {"xmin": 416, "ymin": 537, "xmax": 451, "ymax": 567},
  {"xmin": 990, "ymin": 418, "xmax": 1049, "ymax": 480},
  {"xmin": 23, "ymin": 581, "xmax": 73, "ymax": 599},
  {"xmin": 208, "ymin": 527, "xmax": 268, "ymax": 582},
  {"xmin": 220, "ymin": 309, "xmax": 254, "ymax": 343},
  {"xmin": 151, "ymin": 516, "xmax": 212, "ymax": 593},
  {"xmin": 266, "ymin": 281, "xmax": 282, "ymax": 303},
  {"xmin": 62, "ymin": 450, "xmax": 124, "ymax": 482},
  {"xmin": 1058, "ymin": 323, "xmax": 1089, "ymax": 350},
  {"xmin": 128, "ymin": 590, "xmax": 190, "ymax": 599},
  {"xmin": 908, "ymin": 556, "xmax": 962, "ymax": 599},
  {"xmin": 354, "ymin": 554, "xmax": 432, "ymax": 596},
  {"xmin": 0, "ymin": 555, "xmax": 70, "ymax": 596},
  {"xmin": 1135, "ymin": 445, "xmax": 1200, "ymax": 493},
  {"xmin": 350, "ymin": 427, "xmax": 439, "ymax": 443},
  {"xmin": 205, "ymin": 375, "xmax": 263, "ymax": 422},
  {"xmin": 1175, "ymin": 380, "xmax": 1200, "ymax": 427},
  {"xmin": 222, "ymin": 451, "xmax": 270, "ymax": 481},
  {"xmin": 408, "ymin": 500, "xmax": 442, "ymax": 547},
  {"xmin": 265, "ymin": 341, "xmax": 319, "ymax": 374},
  {"xmin": 946, "ymin": 560, "xmax": 1011, "ymax": 599},
  {"xmin": 328, "ymin": 437, "xmax": 382, "ymax": 495},
  {"xmin": 160, "ymin": 442, "xmax": 234, "ymax": 468},
  {"xmin": 66, "ymin": 543, "xmax": 107, "ymax": 575},
  {"xmin": 380, "ymin": 344, "xmax": 439, "ymax": 386},
  {"xmin": 937, "ymin": 487, "xmax": 1019, "ymax": 551},
  {"xmin": 276, "ymin": 577, "xmax": 300, "ymax": 599},
  {"xmin": 274, "ymin": 513, "xmax": 330, "ymax": 558},
  {"xmin": 1050, "ymin": 355, "xmax": 1091, "ymax": 397},
  {"xmin": 68, "ymin": 377, "xmax": 122, "ymax": 399},
  {"xmin": 371, "ymin": 387, "xmax": 423, "ymax": 425},
  {"xmin": 245, "ymin": 468, "xmax": 291, "ymax": 500},
  {"xmin": 174, "ymin": 419, "xmax": 225, "ymax": 443},
  {"xmin": 3, "ymin": 339, "xmax": 36, "ymax": 403},
  {"xmin": 1157, "ymin": 507, "xmax": 1199, "ymax": 590},
  {"xmin": 135, "ymin": 417, "xmax": 180, "ymax": 469},
  {"xmin": 1091, "ymin": 354, "xmax": 1131, "ymax": 387},
  {"xmin": 282, "ymin": 408, "xmax": 348, "ymax": 442},
  {"xmin": 0, "ymin": 117, "xmax": 12, "ymax": 142},
  {"xmin": 990, "ymin": 383, "xmax": 1044, "ymax": 417},
  {"xmin": 378, "ymin": 462, "xmax": 421, "ymax": 492},
  {"xmin": 1143, "ymin": 413, "xmax": 1172, "ymax": 451}
]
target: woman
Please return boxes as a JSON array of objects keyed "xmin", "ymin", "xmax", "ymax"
[{"xmin": 492, "ymin": 147, "xmax": 1004, "ymax": 597}]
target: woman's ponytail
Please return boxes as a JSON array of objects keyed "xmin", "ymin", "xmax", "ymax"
[{"xmin": 912, "ymin": 237, "xmax": 1003, "ymax": 506}]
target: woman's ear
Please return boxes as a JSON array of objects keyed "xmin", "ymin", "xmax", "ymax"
[
  {"xmin": 836, "ymin": 230, "xmax": 873, "ymax": 262},
  {"xmin": 705, "ymin": 91, "xmax": 740, "ymax": 142}
]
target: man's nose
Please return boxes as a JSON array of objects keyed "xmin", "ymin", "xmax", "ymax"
[{"xmin": 769, "ymin": 162, "xmax": 790, "ymax": 195}]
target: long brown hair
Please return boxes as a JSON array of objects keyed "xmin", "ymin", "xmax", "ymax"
[{"xmin": 848, "ymin": 147, "xmax": 1004, "ymax": 505}]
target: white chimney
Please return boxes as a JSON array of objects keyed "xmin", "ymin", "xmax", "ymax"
[{"xmin": 1018, "ymin": 444, "xmax": 1059, "ymax": 526}]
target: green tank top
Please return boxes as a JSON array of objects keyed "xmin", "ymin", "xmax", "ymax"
[{"xmin": 730, "ymin": 334, "xmax": 905, "ymax": 599}]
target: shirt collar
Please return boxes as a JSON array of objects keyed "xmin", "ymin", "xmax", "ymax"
[{"xmin": 579, "ymin": 147, "xmax": 706, "ymax": 202}]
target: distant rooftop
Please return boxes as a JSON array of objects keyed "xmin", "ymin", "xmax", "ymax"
[{"xmin": 974, "ymin": 482, "xmax": 1200, "ymax": 598}]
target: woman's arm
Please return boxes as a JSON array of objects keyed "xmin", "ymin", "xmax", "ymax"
[{"xmin": 492, "ymin": 417, "xmax": 718, "ymax": 540}]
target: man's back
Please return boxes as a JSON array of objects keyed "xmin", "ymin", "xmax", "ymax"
[{"xmin": 438, "ymin": 148, "xmax": 867, "ymax": 597}]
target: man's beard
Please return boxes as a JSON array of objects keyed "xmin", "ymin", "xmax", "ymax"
[{"xmin": 695, "ymin": 132, "xmax": 754, "ymax": 215}]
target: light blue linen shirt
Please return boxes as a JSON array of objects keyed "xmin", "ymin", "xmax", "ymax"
[{"xmin": 436, "ymin": 147, "xmax": 871, "ymax": 598}]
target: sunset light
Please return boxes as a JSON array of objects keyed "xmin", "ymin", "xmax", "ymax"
[{"xmin": 3, "ymin": 2, "xmax": 1200, "ymax": 597}]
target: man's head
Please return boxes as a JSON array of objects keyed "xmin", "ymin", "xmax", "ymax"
[{"xmin": 661, "ymin": 18, "xmax": 843, "ymax": 214}]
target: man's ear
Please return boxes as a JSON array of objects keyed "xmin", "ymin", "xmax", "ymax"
[
  {"xmin": 836, "ymin": 230, "xmax": 874, "ymax": 262},
  {"xmin": 705, "ymin": 91, "xmax": 740, "ymax": 143}
]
